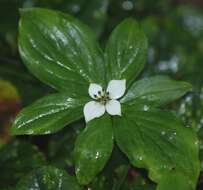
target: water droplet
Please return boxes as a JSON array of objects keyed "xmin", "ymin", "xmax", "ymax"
[
  {"xmin": 169, "ymin": 136, "xmax": 174, "ymax": 141},
  {"xmin": 95, "ymin": 152, "xmax": 100, "ymax": 159},
  {"xmin": 195, "ymin": 141, "xmax": 199, "ymax": 145},
  {"xmin": 76, "ymin": 168, "xmax": 80, "ymax": 173},
  {"xmin": 122, "ymin": 0, "xmax": 134, "ymax": 11},
  {"xmin": 143, "ymin": 105, "xmax": 149, "ymax": 111},
  {"xmin": 28, "ymin": 129, "xmax": 34, "ymax": 134},
  {"xmin": 139, "ymin": 156, "xmax": 143, "ymax": 161},
  {"xmin": 179, "ymin": 103, "xmax": 186, "ymax": 114},
  {"xmin": 162, "ymin": 165, "xmax": 168, "ymax": 169},
  {"xmin": 161, "ymin": 131, "xmax": 166, "ymax": 135},
  {"xmin": 129, "ymin": 45, "xmax": 133, "ymax": 49},
  {"xmin": 45, "ymin": 130, "xmax": 51, "ymax": 134},
  {"xmin": 141, "ymin": 95, "xmax": 147, "ymax": 100}
]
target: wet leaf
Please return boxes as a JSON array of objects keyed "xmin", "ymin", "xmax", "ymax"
[
  {"xmin": 16, "ymin": 166, "xmax": 83, "ymax": 190},
  {"xmin": 121, "ymin": 75, "xmax": 191, "ymax": 107},
  {"xmin": 74, "ymin": 115, "xmax": 113, "ymax": 185},
  {"xmin": 11, "ymin": 93, "xmax": 88, "ymax": 135},
  {"xmin": 19, "ymin": 8, "xmax": 105, "ymax": 97},
  {"xmin": 114, "ymin": 106, "xmax": 200, "ymax": 190},
  {"xmin": 105, "ymin": 18, "xmax": 147, "ymax": 87}
]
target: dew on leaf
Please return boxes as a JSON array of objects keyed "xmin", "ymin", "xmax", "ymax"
[
  {"xmin": 194, "ymin": 140, "xmax": 199, "ymax": 146},
  {"xmin": 161, "ymin": 131, "xmax": 166, "ymax": 136},
  {"xmin": 169, "ymin": 136, "xmax": 173, "ymax": 140},
  {"xmin": 95, "ymin": 152, "xmax": 100, "ymax": 159},
  {"xmin": 73, "ymin": 51, "xmax": 77, "ymax": 55},
  {"xmin": 139, "ymin": 156, "xmax": 143, "ymax": 161},
  {"xmin": 143, "ymin": 105, "xmax": 149, "ymax": 111},
  {"xmin": 44, "ymin": 130, "xmax": 51, "ymax": 134},
  {"xmin": 129, "ymin": 45, "xmax": 133, "ymax": 49},
  {"xmin": 27, "ymin": 129, "xmax": 34, "ymax": 134}
]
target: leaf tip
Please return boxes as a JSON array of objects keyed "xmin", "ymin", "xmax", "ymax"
[{"xmin": 10, "ymin": 124, "xmax": 19, "ymax": 136}]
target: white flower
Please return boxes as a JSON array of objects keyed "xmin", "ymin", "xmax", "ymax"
[{"xmin": 84, "ymin": 80, "xmax": 126, "ymax": 123}]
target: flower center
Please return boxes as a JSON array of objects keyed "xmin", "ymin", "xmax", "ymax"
[{"xmin": 93, "ymin": 90, "xmax": 110, "ymax": 105}]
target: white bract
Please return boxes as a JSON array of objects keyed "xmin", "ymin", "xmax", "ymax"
[{"xmin": 84, "ymin": 80, "xmax": 126, "ymax": 123}]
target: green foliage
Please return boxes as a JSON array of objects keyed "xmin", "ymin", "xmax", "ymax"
[
  {"xmin": 9, "ymin": 8, "xmax": 200, "ymax": 190},
  {"xmin": 105, "ymin": 18, "xmax": 147, "ymax": 87},
  {"xmin": 122, "ymin": 75, "xmax": 192, "ymax": 107},
  {"xmin": 18, "ymin": 8, "xmax": 105, "ymax": 95},
  {"xmin": 0, "ymin": 0, "xmax": 202, "ymax": 189},
  {"xmin": 11, "ymin": 93, "xmax": 87, "ymax": 135},
  {"xmin": 114, "ymin": 107, "xmax": 199, "ymax": 190},
  {"xmin": 0, "ymin": 141, "xmax": 46, "ymax": 188},
  {"xmin": 74, "ymin": 115, "xmax": 113, "ymax": 184},
  {"xmin": 16, "ymin": 166, "xmax": 83, "ymax": 190}
]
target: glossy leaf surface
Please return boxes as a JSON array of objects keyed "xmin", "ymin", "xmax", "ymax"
[
  {"xmin": 19, "ymin": 8, "xmax": 105, "ymax": 97},
  {"xmin": 121, "ymin": 75, "xmax": 191, "ymax": 107},
  {"xmin": 114, "ymin": 106, "xmax": 200, "ymax": 190},
  {"xmin": 105, "ymin": 18, "xmax": 147, "ymax": 87},
  {"xmin": 74, "ymin": 115, "xmax": 113, "ymax": 185},
  {"xmin": 16, "ymin": 166, "xmax": 83, "ymax": 190},
  {"xmin": 11, "ymin": 93, "xmax": 88, "ymax": 135}
]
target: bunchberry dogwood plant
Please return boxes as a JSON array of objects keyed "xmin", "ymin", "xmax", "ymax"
[{"xmin": 12, "ymin": 8, "xmax": 200, "ymax": 190}]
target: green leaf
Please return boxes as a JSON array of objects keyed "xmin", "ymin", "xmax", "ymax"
[
  {"xmin": 11, "ymin": 93, "xmax": 88, "ymax": 135},
  {"xmin": 105, "ymin": 18, "xmax": 147, "ymax": 87},
  {"xmin": 114, "ymin": 107, "xmax": 200, "ymax": 190},
  {"xmin": 0, "ymin": 141, "xmax": 46, "ymax": 188},
  {"xmin": 74, "ymin": 115, "xmax": 113, "ymax": 185},
  {"xmin": 121, "ymin": 75, "xmax": 192, "ymax": 107},
  {"xmin": 156, "ymin": 171, "xmax": 192, "ymax": 190},
  {"xmin": 16, "ymin": 166, "xmax": 83, "ymax": 190},
  {"xmin": 18, "ymin": 8, "xmax": 105, "ymax": 97}
]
